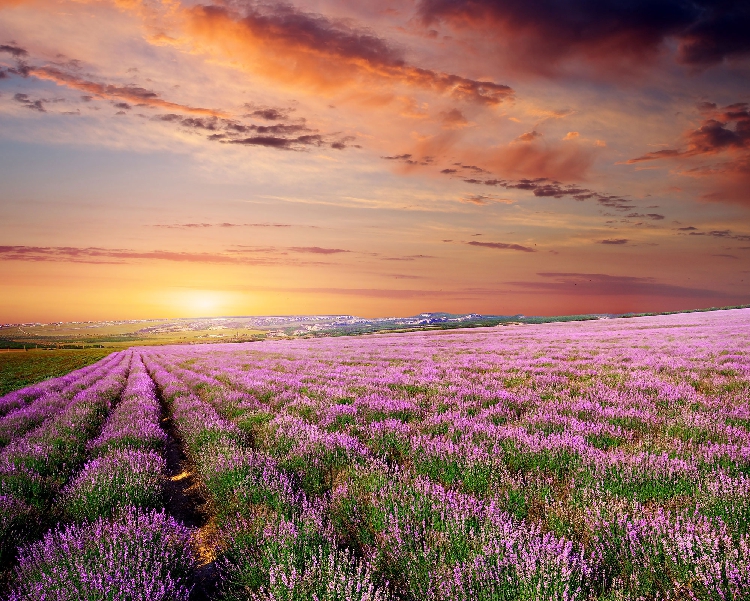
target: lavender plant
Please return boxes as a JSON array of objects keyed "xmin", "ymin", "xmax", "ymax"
[{"xmin": 8, "ymin": 507, "xmax": 195, "ymax": 601}]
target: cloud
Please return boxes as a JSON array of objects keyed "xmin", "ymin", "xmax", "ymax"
[
  {"xmin": 628, "ymin": 102, "xmax": 750, "ymax": 163},
  {"xmin": 152, "ymin": 112, "xmax": 352, "ymax": 151},
  {"xmin": 184, "ymin": 3, "xmax": 513, "ymax": 105},
  {"xmin": 468, "ymin": 139, "xmax": 596, "ymax": 181},
  {"xmin": 398, "ymin": 132, "xmax": 597, "ymax": 182},
  {"xmin": 26, "ymin": 66, "xmax": 226, "ymax": 117},
  {"xmin": 680, "ymin": 228, "xmax": 750, "ymax": 241},
  {"xmin": 465, "ymin": 176, "xmax": 636, "ymax": 210},
  {"xmin": 381, "ymin": 254, "xmax": 437, "ymax": 261},
  {"xmin": 153, "ymin": 222, "xmax": 293, "ymax": 229},
  {"xmin": 450, "ymin": 163, "xmax": 488, "ymax": 174},
  {"xmin": 690, "ymin": 156, "xmax": 750, "ymax": 205},
  {"xmin": 460, "ymin": 194, "xmax": 514, "ymax": 205},
  {"xmin": 244, "ymin": 105, "xmax": 294, "ymax": 121},
  {"xmin": 461, "ymin": 194, "xmax": 492, "ymax": 205},
  {"xmin": 599, "ymin": 239, "xmax": 628, "ymax": 245},
  {"xmin": 514, "ymin": 130, "xmax": 541, "ymax": 142},
  {"xmin": 467, "ymin": 240, "xmax": 536, "ymax": 252},
  {"xmin": 626, "ymin": 213, "xmax": 665, "ymax": 220},
  {"xmin": 510, "ymin": 272, "xmax": 732, "ymax": 298},
  {"xmin": 381, "ymin": 153, "xmax": 434, "ymax": 166},
  {"xmin": 227, "ymin": 134, "xmax": 325, "ymax": 150},
  {"xmin": 288, "ymin": 246, "xmax": 350, "ymax": 254},
  {"xmin": 0, "ymin": 44, "xmax": 28, "ymax": 57},
  {"xmin": 0, "ymin": 245, "xmax": 328, "ymax": 266},
  {"xmin": 627, "ymin": 104, "xmax": 750, "ymax": 205},
  {"xmin": 13, "ymin": 92, "xmax": 45, "ymax": 112},
  {"xmin": 417, "ymin": 0, "xmax": 750, "ymax": 74},
  {"xmin": 440, "ymin": 108, "xmax": 469, "ymax": 128}
]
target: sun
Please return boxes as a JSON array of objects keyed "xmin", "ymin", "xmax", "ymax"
[{"xmin": 174, "ymin": 290, "xmax": 232, "ymax": 317}]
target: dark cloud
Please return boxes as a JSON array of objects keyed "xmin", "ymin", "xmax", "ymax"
[
  {"xmin": 629, "ymin": 102, "xmax": 750, "ymax": 163},
  {"xmin": 381, "ymin": 153, "xmax": 434, "ymax": 166},
  {"xmin": 0, "ymin": 44, "xmax": 28, "ymax": 57},
  {"xmin": 245, "ymin": 106, "xmax": 293, "ymax": 121},
  {"xmin": 114, "ymin": 102, "xmax": 132, "ymax": 110},
  {"xmin": 712, "ymin": 254, "xmax": 739, "ymax": 259},
  {"xmin": 13, "ymin": 93, "xmax": 45, "ymax": 112},
  {"xmin": 7, "ymin": 63, "xmax": 32, "ymax": 78},
  {"xmin": 288, "ymin": 246, "xmax": 350, "ymax": 254},
  {"xmin": 228, "ymin": 134, "xmax": 325, "ymax": 150},
  {"xmin": 452, "ymin": 162, "xmax": 488, "ymax": 174},
  {"xmin": 599, "ymin": 239, "xmax": 629, "ymax": 245},
  {"xmin": 465, "ymin": 176, "xmax": 636, "ymax": 210},
  {"xmin": 679, "ymin": 228, "xmax": 750, "ymax": 241},
  {"xmin": 417, "ymin": 0, "xmax": 750, "ymax": 71},
  {"xmin": 381, "ymin": 254, "xmax": 437, "ymax": 261},
  {"xmin": 154, "ymin": 222, "xmax": 293, "ymax": 229},
  {"xmin": 510, "ymin": 272, "xmax": 732, "ymax": 298},
  {"xmin": 331, "ymin": 136, "xmax": 361, "ymax": 150},
  {"xmin": 153, "ymin": 113, "xmax": 348, "ymax": 151},
  {"xmin": 467, "ymin": 240, "xmax": 536, "ymax": 252},
  {"xmin": 626, "ymin": 213, "xmax": 665, "ymax": 220}
]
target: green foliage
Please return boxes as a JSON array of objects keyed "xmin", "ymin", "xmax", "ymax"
[
  {"xmin": 500, "ymin": 440, "xmax": 579, "ymax": 479},
  {"xmin": 666, "ymin": 424, "xmax": 725, "ymax": 445},
  {"xmin": 0, "ymin": 350, "xmax": 110, "ymax": 396},
  {"xmin": 220, "ymin": 513, "xmax": 335, "ymax": 599},
  {"xmin": 367, "ymin": 431, "xmax": 410, "ymax": 465},
  {"xmin": 586, "ymin": 433, "xmax": 624, "ymax": 450}
]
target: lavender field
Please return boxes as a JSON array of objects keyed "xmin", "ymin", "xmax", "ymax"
[{"xmin": 0, "ymin": 309, "xmax": 749, "ymax": 600}]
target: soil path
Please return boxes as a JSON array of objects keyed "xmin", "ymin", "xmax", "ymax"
[{"xmin": 158, "ymin": 393, "xmax": 220, "ymax": 600}]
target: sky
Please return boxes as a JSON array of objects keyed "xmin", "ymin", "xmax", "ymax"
[{"xmin": 1, "ymin": 0, "xmax": 749, "ymax": 321}]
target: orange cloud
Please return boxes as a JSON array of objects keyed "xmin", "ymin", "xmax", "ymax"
[
  {"xmin": 472, "ymin": 138, "xmax": 596, "ymax": 181},
  {"xmin": 30, "ymin": 66, "xmax": 226, "ymax": 117},
  {"xmin": 180, "ymin": 3, "xmax": 513, "ymax": 106},
  {"xmin": 628, "ymin": 102, "xmax": 750, "ymax": 163},
  {"xmin": 627, "ymin": 102, "xmax": 750, "ymax": 206}
]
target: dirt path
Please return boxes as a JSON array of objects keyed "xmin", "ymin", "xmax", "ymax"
[{"xmin": 159, "ymin": 401, "xmax": 220, "ymax": 600}]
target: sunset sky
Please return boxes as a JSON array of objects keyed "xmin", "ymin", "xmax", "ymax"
[{"xmin": 1, "ymin": 0, "xmax": 749, "ymax": 321}]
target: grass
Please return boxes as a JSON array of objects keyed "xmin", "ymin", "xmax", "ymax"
[{"xmin": 0, "ymin": 349, "xmax": 111, "ymax": 396}]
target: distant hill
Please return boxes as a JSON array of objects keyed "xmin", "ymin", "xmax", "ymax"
[{"xmin": 2, "ymin": 304, "xmax": 749, "ymax": 350}]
